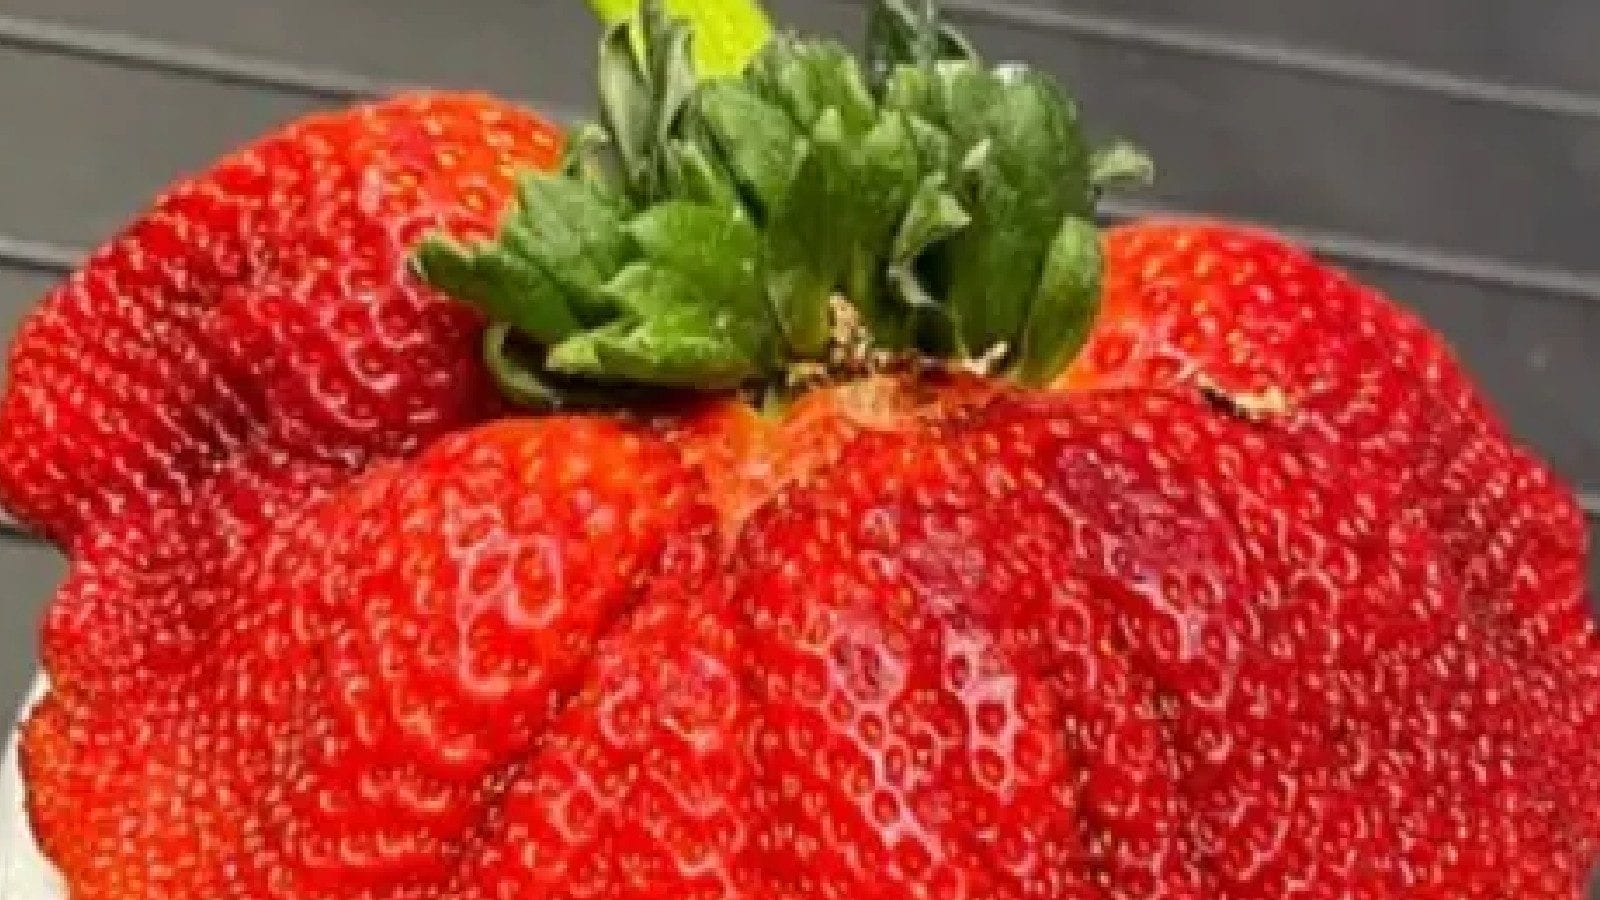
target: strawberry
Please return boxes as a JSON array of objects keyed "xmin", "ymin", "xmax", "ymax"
[
  {"xmin": 1058, "ymin": 222, "xmax": 1600, "ymax": 893},
  {"xmin": 0, "ymin": 91, "xmax": 563, "ymax": 550},
  {"xmin": 0, "ymin": 90, "xmax": 562, "ymax": 706},
  {"xmin": 6, "ymin": 1, "xmax": 1599, "ymax": 899}
]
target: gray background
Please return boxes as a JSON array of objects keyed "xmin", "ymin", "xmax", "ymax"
[{"xmin": 0, "ymin": 0, "xmax": 1597, "ymax": 813}]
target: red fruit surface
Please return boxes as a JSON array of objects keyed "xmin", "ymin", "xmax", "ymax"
[
  {"xmin": 0, "ymin": 91, "xmax": 563, "ymax": 550},
  {"xmin": 3, "ymin": 97, "xmax": 1597, "ymax": 900}
]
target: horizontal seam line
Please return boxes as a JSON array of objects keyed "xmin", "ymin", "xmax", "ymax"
[
  {"xmin": 1098, "ymin": 199, "xmax": 1600, "ymax": 300},
  {"xmin": 0, "ymin": 236, "xmax": 82, "ymax": 275},
  {"xmin": 0, "ymin": 500, "xmax": 42, "ymax": 542},
  {"xmin": 0, "ymin": 13, "xmax": 586, "ymax": 126},
  {"xmin": 926, "ymin": 0, "xmax": 1600, "ymax": 120},
  {"xmin": 0, "ymin": 13, "xmax": 389, "ymax": 100}
]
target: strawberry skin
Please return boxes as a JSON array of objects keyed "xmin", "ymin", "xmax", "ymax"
[
  {"xmin": 23, "ymin": 413, "xmax": 716, "ymax": 899},
  {"xmin": 24, "ymin": 359, "xmax": 1600, "ymax": 898},
  {"xmin": 0, "ymin": 90, "xmax": 563, "ymax": 712},
  {"xmin": 0, "ymin": 91, "xmax": 562, "ymax": 550},
  {"xmin": 5, "ymin": 95, "xmax": 1598, "ymax": 900},
  {"xmin": 1064, "ymin": 222, "xmax": 1600, "ymax": 894}
]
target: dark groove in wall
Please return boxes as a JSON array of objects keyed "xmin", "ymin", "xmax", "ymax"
[
  {"xmin": 0, "ymin": 13, "xmax": 385, "ymax": 100},
  {"xmin": 0, "ymin": 13, "xmax": 592, "ymax": 127},
  {"xmin": 0, "ymin": 236, "xmax": 82, "ymax": 276},
  {"xmin": 933, "ymin": 0, "xmax": 1600, "ymax": 120},
  {"xmin": 0, "ymin": 513, "xmax": 34, "ymax": 543}
]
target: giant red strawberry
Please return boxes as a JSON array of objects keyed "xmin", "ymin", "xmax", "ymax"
[{"xmin": 4, "ymin": 1, "xmax": 1598, "ymax": 899}]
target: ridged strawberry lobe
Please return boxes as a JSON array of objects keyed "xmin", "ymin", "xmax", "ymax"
[{"xmin": 0, "ymin": 93, "xmax": 561, "ymax": 548}]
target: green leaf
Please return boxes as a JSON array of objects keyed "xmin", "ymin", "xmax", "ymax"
[
  {"xmin": 596, "ymin": 4, "xmax": 710, "ymax": 202},
  {"xmin": 598, "ymin": 19, "xmax": 653, "ymax": 183},
  {"xmin": 840, "ymin": 111, "xmax": 925, "ymax": 342},
  {"xmin": 909, "ymin": 61, "xmax": 1094, "ymax": 360},
  {"xmin": 883, "ymin": 173, "xmax": 968, "ymax": 333},
  {"xmin": 865, "ymin": 0, "xmax": 977, "ymax": 93},
  {"xmin": 659, "ymin": 138, "xmax": 740, "ymax": 209},
  {"xmin": 482, "ymin": 322, "xmax": 569, "ymax": 408},
  {"xmin": 700, "ymin": 34, "xmax": 930, "ymax": 357},
  {"xmin": 892, "ymin": 175, "xmax": 969, "ymax": 266},
  {"xmin": 414, "ymin": 236, "xmax": 583, "ymax": 344},
  {"xmin": 513, "ymin": 172, "xmax": 635, "ymax": 323},
  {"xmin": 882, "ymin": 70, "xmax": 959, "ymax": 175},
  {"xmin": 957, "ymin": 136, "xmax": 992, "ymax": 174},
  {"xmin": 696, "ymin": 81, "xmax": 804, "ymax": 212},
  {"xmin": 548, "ymin": 307, "xmax": 760, "ymax": 388},
  {"xmin": 760, "ymin": 109, "xmax": 855, "ymax": 357},
  {"xmin": 588, "ymin": 0, "xmax": 773, "ymax": 79},
  {"xmin": 749, "ymin": 40, "xmax": 877, "ymax": 136},
  {"xmin": 855, "ymin": 112, "xmax": 924, "ymax": 231},
  {"xmin": 622, "ymin": 201, "xmax": 764, "ymax": 323},
  {"xmin": 1090, "ymin": 138, "xmax": 1155, "ymax": 192},
  {"xmin": 880, "ymin": 62, "xmax": 930, "ymax": 112},
  {"xmin": 905, "ymin": 116, "xmax": 956, "ymax": 174},
  {"xmin": 480, "ymin": 323, "xmax": 631, "ymax": 410},
  {"xmin": 533, "ymin": 201, "xmax": 777, "ymax": 387},
  {"xmin": 867, "ymin": 0, "xmax": 938, "ymax": 90},
  {"xmin": 413, "ymin": 169, "xmax": 635, "ymax": 352},
  {"xmin": 935, "ymin": 24, "xmax": 980, "ymax": 69},
  {"xmin": 560, "ymin": 122, "xmax": 617, "ymax": 187},
  {"xmin": 646, "ymin": 7, "xmax": 700, "ymax": 152},
  {"xmin": 758, "ymin": 100, "xmax": 927, "ymax": 355},
  {"xmin": 1013, "ymin": 216, "xmax": 1100, "ymax": 383},
  {"xmin": 415, "ymin": 0, "xmax": 1138, "ymax": 406}
]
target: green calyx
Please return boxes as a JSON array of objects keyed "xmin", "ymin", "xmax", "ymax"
[
  {"xmin": 587, "ymin": 0, "xmax": 770, "ymax": 78},
  {"xmin": 416, "ymin": 0, "xmax": 1150, "ymax": 409}
]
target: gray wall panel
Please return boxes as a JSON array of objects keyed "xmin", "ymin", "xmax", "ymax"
[
  {"xmin": 0, "ymin": 540, "xmax": 62, "ymax": 717},
  {"xmin": 932, "ymin": 9, "xmax": 1600, "ymax": 278},
  {"xmin": 2, "ymin": 0, "xmax": 600, "ymax": 114},
  {"xmin": 0, "ymin": 50, "xmax": 325, "ymax": 248},
  {"xmin": 965, "ymin": 0, "xmax": 1600, "ymax": 96},
  {"xmin": 0, "ymin": 1, "xmax": 865, "ymax": 119},
  {"xmin": 1594, "ymin": 525, "xmax": 1600, "ymax": 613},
  {"xmin": 1, "ymin": 270, "xmax": 64, "ymax": 714}
]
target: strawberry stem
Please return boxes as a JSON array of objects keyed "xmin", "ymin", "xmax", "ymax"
[{"xmin": 418, "ymin": 0, "xmax": 1151, "ymax": 409}]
